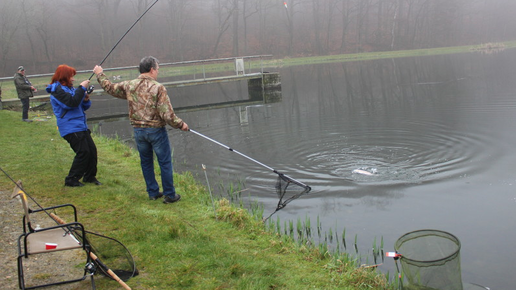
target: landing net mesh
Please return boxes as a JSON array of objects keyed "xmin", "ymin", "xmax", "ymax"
[
  {"xmin": 81, "ymin": 231, "xmax": 139, "ymax": 282},
  {"xmin": 395, "ymin": 229, "xmax": 462, "ymax": 290},
  {"xmin": 263, "ymin": 173, "xmax": 311, "ymax": 221},
  {"xmin": 275, "ymin": 173, "xmax": 311, "ymax": 210}
]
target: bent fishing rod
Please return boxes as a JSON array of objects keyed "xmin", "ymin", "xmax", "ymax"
[
  {"xmin": 87, "ymin": 0, "xmax": 160, "ymax": 92},
  {"xmin": 189, "ymin": 129, "xmax": 311, "ymax": 191}
]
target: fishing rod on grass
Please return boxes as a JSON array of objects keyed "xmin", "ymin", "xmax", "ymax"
[
  {"xmin": 189, "ymin": 129, "xmax": 311, "ymax": 220},
  {"xmin": 86, "ymin": 0, "xmax": 160, "ymax": 93}
]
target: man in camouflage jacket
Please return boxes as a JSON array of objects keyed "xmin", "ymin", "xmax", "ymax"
[{"xmin": 93, "ymin": 56, "xmax": 188, "ymax": 204}]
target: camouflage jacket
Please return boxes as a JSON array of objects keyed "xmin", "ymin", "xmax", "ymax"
[{"xmin": 97, "ymin": 73, "xmax": 183, "ymax": 129}]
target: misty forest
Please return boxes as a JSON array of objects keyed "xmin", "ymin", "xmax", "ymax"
[{"xmin": 1, "ymin": 0, "xmax": 516, "ymax": 76}]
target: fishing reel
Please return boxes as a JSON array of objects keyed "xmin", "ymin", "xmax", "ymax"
[
  {"xmin": 87, "ymin": 85, "xmax": 95, "ymax": 94},
  {"xmin": 85, "ymin": 262, "xmax": 97, "ymax": 275}
]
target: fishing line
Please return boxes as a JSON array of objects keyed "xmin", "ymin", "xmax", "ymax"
[
  {"xmin": 1, "ymin": 166, "xmax": 48, "ymax": 215},
  {"xmin": 87, "ymin": 0, "xmax": 160, "ymax": 92},
  {"xmin": 1, "ymin": 166, "xmax": 83, "ymax": 236}
]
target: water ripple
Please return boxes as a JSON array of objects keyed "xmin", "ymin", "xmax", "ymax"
[{"xmin": 283, "ymin": 121, "xmax": 499, "ymax": 189}]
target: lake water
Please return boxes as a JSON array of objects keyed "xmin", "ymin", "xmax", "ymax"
[{"xmin": 88, "ymin": 49, "xmax": 516, "ymax": 289}]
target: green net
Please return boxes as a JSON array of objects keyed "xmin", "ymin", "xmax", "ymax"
[
  {"xmin": 84, "ymin": 231, "xmax": 139, "ymax": 281},
  {"xmin": 395, "ymin": 230, "xmax": 462, "ymax": 290}
]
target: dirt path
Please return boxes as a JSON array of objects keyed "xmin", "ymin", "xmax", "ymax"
[
  {"xmin": 0, "ymin": 190, "xmax": 93, "ymax": 290},
  {"xmin": 0, "ymin": 190, "xmax": 23, "ymax": 289}
]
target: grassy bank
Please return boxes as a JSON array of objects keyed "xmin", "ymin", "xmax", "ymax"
[{"xmin": 0, "ymin": 110, "xmax": 391, "ymax": 289}]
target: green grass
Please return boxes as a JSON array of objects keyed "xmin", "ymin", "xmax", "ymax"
[{"xmin": 0, "ymin": 110, "xmax": 391, "ymax": 289}]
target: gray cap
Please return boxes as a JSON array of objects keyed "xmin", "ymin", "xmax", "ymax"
[{"xmin": 18, "ymin": 66, "xmax": 24, "ymax": 71}]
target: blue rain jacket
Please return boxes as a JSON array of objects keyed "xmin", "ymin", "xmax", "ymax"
[{"xmin": 46, "ymin": 82, "xmax": 91, "ymax": 137}]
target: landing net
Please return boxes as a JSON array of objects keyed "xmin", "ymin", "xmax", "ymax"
[
  {"xmin": 189, "ymin": 129, "xmax": 312, "ymax": 221},
  {"xmin": 264, "ymin": 172, "xmax": 311, "ymax": 221},
  {"xmin": 395, "ymin": 229, "xmax": 462, "ymax": 290},
  {"xmin": 84, "ymin": 231, "xmax": 139, "ymax": 281}
]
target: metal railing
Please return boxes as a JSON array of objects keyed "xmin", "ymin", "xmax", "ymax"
[{"xmin": 0, "ymin": 55, "xmax": 272, "ymax": 81}]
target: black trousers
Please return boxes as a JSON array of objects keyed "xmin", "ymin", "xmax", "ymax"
[
  {"xmin": 20, "ymin": 98, "xmax": 30, "ymax": 120},
  {"xmin": 63, "ymin": 130, "xmax": 98, "ymax": 183}
]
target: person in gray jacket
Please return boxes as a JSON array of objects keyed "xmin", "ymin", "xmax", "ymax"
[{"xmin": 13, "ymin": 66, "xmax": 37, "ymax": 122}]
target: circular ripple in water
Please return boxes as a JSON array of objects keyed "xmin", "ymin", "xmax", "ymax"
[
  {"xmin": 287, "ymin": 121, "xmax": 499, "ymax": 188},
  {"xmin": 172, "ymin": 115, "xmax": 501, "ymax": 195}
]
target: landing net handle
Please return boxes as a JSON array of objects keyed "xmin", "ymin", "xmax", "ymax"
[{"xmin": 189, "ymin": 129, "xmax": 311, "ymax": 191}]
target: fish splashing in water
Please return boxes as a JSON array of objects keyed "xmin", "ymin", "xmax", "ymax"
[{"xmin": 352, "ymin": 168, "xmax": 378, "ymax": 176}]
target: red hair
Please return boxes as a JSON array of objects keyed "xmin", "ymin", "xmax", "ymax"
[{"xmin": 50, "ymin": 64, "xmax": 76, "ymax": 87}]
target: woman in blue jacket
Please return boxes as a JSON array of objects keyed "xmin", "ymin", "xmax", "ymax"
[{"xmin": 47, "ymin": 64, "xmax": 101, "ymax": 187}]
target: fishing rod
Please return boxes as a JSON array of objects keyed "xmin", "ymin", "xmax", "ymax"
[
  {"xmin": 189, "ymin": 129, "xmax": 311, "ymax": 191},
  {"xmin": 51, "ymin": 214, "xmax": 134, "ymax": 290},
  {"xmin": 1, "ymin": 166, "xmax": 137, "ymax": 289},
  {"xmin": 87, "ymin": 0, "xmax": 160, "ymax": 92},
  {"xmin": 1, "ymin": 166, "xmax": 48, "ymax": 214}
]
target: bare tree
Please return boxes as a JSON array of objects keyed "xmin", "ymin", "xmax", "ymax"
[
  {"xmin": 21, "ymin": 0, "xmax": 38, "ymax": 70},
  {"xmin": 0, "ymin": 0, "xmax": 23, "ymax": 73},
  {"xmin": 128, "ymin": 0, "xmax": 155, "ymax": 58},
  {"xmin": 255, "ymin": 0, "xmax": 278, "ymax": 55},
  {"xmin": 355, "ymin": 0, "xmax": 373, "ymax": 52},
  {"xmin": 2, "ymin": 0, "xmax": 516, "ymax": 76},
  {"xmin": 283, "ymin": 0, "xmax": 298, "ymax": 55},
  {"xmin": 212, "ymin": 0, "xmax": 235, "ymax": 57},
  {"xmin": 323, "ymin": 0, "xmax": 339, "ymax": 54},
  {"xmin": 339, "ymin": 0, "xmax": 354, "ymax": 53},
  {"xmin": 311, "ymin": 0, "xmax": 323, "ymax": 54},
  {"xmin": 232, "ymin": 0, "xmax": 240, "ymax": 56},
  {"xmin": 390, "ymin": 0, "xmax": 401, "ymax": 50},
  {"xmin": 165, "ymin": 0, "xmax": 191, "ymax": 61},
  {"xmin": 241, "ymin": 0, "xmax": 259, "ymax": 55}
]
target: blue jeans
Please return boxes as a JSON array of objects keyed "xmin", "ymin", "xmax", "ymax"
[{"xmin": 133, "ymin": 127, "xmax": 176, "ymax": 198}]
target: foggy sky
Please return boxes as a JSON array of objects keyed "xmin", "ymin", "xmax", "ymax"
[{"xmin": 1, "ymin": 0, "xmax": 515, "ymax": 76}]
